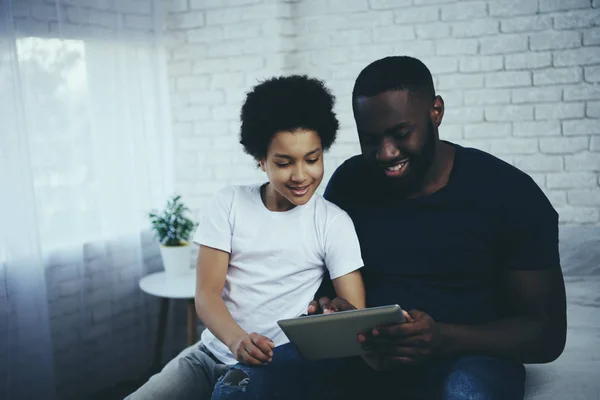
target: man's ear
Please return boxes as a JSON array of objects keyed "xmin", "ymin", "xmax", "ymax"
[{"xmin": 431, "ymin": 95, "xmax": 444, "ymax": 127}]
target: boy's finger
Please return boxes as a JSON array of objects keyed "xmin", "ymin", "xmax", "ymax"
[
  {"xmin": 250, "ymin": 332, "xmax": 274, "ymax": 348},
  {"xmin": 245, "ymin": 343, "xmax": 270, "ymax": 362},
  {"xmin": 242, "ymin": 347, "xmax": 266, "ymax": 365},
  {"xmin": 252, "ymin": 335, "xmax": 274, "ymax": 356}
]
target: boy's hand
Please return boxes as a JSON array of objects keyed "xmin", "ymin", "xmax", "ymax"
[{"xmin": 228, "ymin": 332, "xmax": 275, "ymax": 365}]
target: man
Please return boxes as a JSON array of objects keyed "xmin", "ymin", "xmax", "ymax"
[
  {"xmin": 318, "ymin": 55, "xmax": 567, "ymax": 398},
  {"xmin": 213, "ymin": 56, "xmax": 567, "ymax": 400}
]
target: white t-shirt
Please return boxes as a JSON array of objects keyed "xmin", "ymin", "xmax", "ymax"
[{"xmin": 193, "ymin": 183, "xmax": 364, "ymax": 365}]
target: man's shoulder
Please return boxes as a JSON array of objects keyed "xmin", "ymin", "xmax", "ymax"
[
  {"xmin": 325, "ymin": 155, "xmax": 374, "ymax": 204},
  {"xmin": 455, "ymin": 144, "xmax": 555, "ymax": 211},
  {"xmin": 334, "ymin": 154, "xmax": 369, "ymax": 176},
  {"xmin": 457, "ymin": 144, "xmax": 538, "ymax": 189}
]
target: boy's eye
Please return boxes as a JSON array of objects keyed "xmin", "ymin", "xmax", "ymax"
[
  {"xmin": 306, "ymin": 158, "xmax": 320, "ymax": 164},
  {"xmin": 275, "ymin": 162, "xmax": 290, "ymax": 167}
]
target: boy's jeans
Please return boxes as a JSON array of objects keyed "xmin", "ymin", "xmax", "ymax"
[
  {"xmin": 212, "ymin": 343, "xmax": 526, "ymax": 400},
  {"xmin": 125, "ymin": 342, "xmax": 227, "ymax": 400}
]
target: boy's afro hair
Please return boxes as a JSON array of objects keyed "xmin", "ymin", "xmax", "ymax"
[{"xmin": 240, "ymin": 75, "xmax": 339, "ymax": 160}]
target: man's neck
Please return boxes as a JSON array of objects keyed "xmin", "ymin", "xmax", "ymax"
[{"xmin": 408, "ymin": 140, "xmax": 455, "ymax": 198}]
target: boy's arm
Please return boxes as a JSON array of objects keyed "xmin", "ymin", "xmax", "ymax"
[
  {"xmin": 331, "ymin": 270, "xmax": 365, "ymax": 309},
  {"xmin": 195, "ymin": 245, "xmax": 274, "ymax": 365},
  {"xmin": 319, "ymin": 209, "xmax": 365, "ymax": 311}
]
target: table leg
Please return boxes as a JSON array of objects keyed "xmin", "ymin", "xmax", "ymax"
[
  {"xmin": 187, "ymin": 298, "xmax": 197, "ymax": 346},
  {"xmin": 152, "ymin": 297, "xmax": 169, "ymax": 374}
]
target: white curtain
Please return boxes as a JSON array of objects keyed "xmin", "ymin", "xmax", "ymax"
[{"xmin": 0, "ymin": 1, "xmax": 172, "ymax": 398}]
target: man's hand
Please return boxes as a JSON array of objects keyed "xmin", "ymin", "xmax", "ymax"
[
  {"xmin": 359, "ymin": 309, "xmax": 441, "ymax": 366},
  {"xmin": 228, "ymin": 332, "xmax": 275, "ymax": 366},
  {"xmin": 307, "ymin": 296, "xmax": 356, "ymax": 315}
]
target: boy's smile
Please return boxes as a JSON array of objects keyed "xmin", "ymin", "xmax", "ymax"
[
  {"xmin": 260, "ymin": 129, "xmax": 324, "ymax": 212},
  {"xmin": 287, "ymin": 184, "xmax": 310, "ymax": 197}
]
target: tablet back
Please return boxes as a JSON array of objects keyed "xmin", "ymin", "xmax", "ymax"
[{"xmin": 277, "ymin": 304, "xmax": 405, "ymax": 360}]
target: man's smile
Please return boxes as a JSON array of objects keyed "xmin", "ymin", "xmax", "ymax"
[{"xmin": 382, "ymin": 158, "xmax": 410, "ymax": 178}]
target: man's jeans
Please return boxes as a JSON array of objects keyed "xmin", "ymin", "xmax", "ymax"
[
  {"xmin": 125, "ymin": 342, "xmax": 228, "ymax": 400},
  {"xmin": 212, "ymin": 343, "xmax": 526, "ymax": 400}
]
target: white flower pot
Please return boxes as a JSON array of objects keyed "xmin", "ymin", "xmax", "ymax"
[{"xmin": 159, "ymin": 243, "xmax": 193, "ymax": 276}]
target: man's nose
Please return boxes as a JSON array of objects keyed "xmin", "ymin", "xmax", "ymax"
[{"xmin": 376, "ymin": 136, "xmax": 399, "ymax": 162}]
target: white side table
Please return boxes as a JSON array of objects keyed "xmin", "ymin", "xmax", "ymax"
[{"xmin": 139, "ymin": 271, "xmax": 198, "ymax": 373}]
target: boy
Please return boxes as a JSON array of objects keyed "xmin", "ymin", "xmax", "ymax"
[
  {"xmin": 126, "ymin": 75, "xmax": 365, "ymax": 399},
  {"xmin": 194, "ymin": 74, "xmax": 366, "ymax": 368}
]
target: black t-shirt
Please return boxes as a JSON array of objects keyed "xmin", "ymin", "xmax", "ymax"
[{"xmin": 324, "ymin": 142, "xmax": 560, "ymax": 325}]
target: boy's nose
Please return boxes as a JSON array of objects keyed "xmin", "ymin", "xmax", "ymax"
[{"xmin": 291, "ymin": 165, "xmax": 307, "ymax": 182}]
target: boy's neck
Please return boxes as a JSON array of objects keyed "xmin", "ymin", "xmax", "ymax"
[{"xmin": 261, "ymin": 183, "xmax": 297, "ymax": 212}]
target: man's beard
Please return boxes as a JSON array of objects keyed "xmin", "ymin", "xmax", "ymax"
[{"xmin": 388, "ymin": 120, "xmax": 437, "ymax": 196}]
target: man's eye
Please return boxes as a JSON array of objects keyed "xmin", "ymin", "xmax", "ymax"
[
  {"xmin": 393, "ymin": 130, "xmax": 412, "ymax": 140},
  {"xmin": 306, "ymin": 158, "xmax": 320, "ymax": 164}
]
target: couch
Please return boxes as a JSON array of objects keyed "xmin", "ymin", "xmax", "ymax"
[
  {"xmin": 524, "ymin": 226, "xmax": 600, "ymax": 399},
  {"xmin": 167, "ymin": 226, "xmax": 600, "ymax": 399}
]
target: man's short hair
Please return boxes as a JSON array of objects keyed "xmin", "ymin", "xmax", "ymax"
[{"xmin": 352, "ymin": 56, "xmax": 435, "ymax": 100}]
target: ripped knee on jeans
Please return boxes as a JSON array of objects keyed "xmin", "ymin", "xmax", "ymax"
[{"xmin": 221, "ymin": 369, "xmax": 250, "ymax": 389}]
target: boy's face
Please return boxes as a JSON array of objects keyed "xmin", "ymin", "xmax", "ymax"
[{"xmin": 260, "ymin": 129, "xmax": 324, "ymax": 209}]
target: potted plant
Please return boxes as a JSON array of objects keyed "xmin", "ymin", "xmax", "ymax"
[{"xmin": 149, "ymin": 195, "xmax": 197, "ymax": 275}]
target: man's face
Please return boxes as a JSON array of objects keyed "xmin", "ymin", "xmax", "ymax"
[{"xmin": 353, "ymin": 90, "xmax": 441, "ymax": 193}]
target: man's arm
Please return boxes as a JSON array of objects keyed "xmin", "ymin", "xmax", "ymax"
[
  {"xmin": 369, "ymin": 265, "xmax": 566, "ymax": 365},
  {"xmin": 438, "ymin": 266, "xmax": 566, "ymax": 363},
  {"xmin": 370, "ymin": 177, "xmax": 566, "ymax": 365},
  {"xmin": 436, "ymin": 180, "xmax": 566, "ymax": 364}
]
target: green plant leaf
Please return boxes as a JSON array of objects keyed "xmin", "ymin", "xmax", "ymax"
[{"xmin": 148, "ymin": 194, "xmax": 197, "ymax": 246}]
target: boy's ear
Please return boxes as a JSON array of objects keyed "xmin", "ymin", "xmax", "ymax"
[{"xmin": 258, "ymin": 159, "xmax": 266, "ymax": 171}]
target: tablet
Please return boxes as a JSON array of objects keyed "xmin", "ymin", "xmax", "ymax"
[{"xmin": 277, "ymin": 304, "xmax": 405, "ymax": 360}]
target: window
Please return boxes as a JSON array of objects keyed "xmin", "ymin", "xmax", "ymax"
[{"xmin": 1, "ymin": 35, "xmax": 173, "ymax": 256}]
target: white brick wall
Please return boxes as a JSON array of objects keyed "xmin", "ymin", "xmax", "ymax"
[
  {"xmin": 164, "ymin": 0, "xmax": 293, "ymax": 214},
  {"xmin": 167, "ymin": 0, "xmax": 600, "ymax": 225},
  {"xmin": 12, "ymin": 0, "xmax": 160, "ymax": 41}
]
